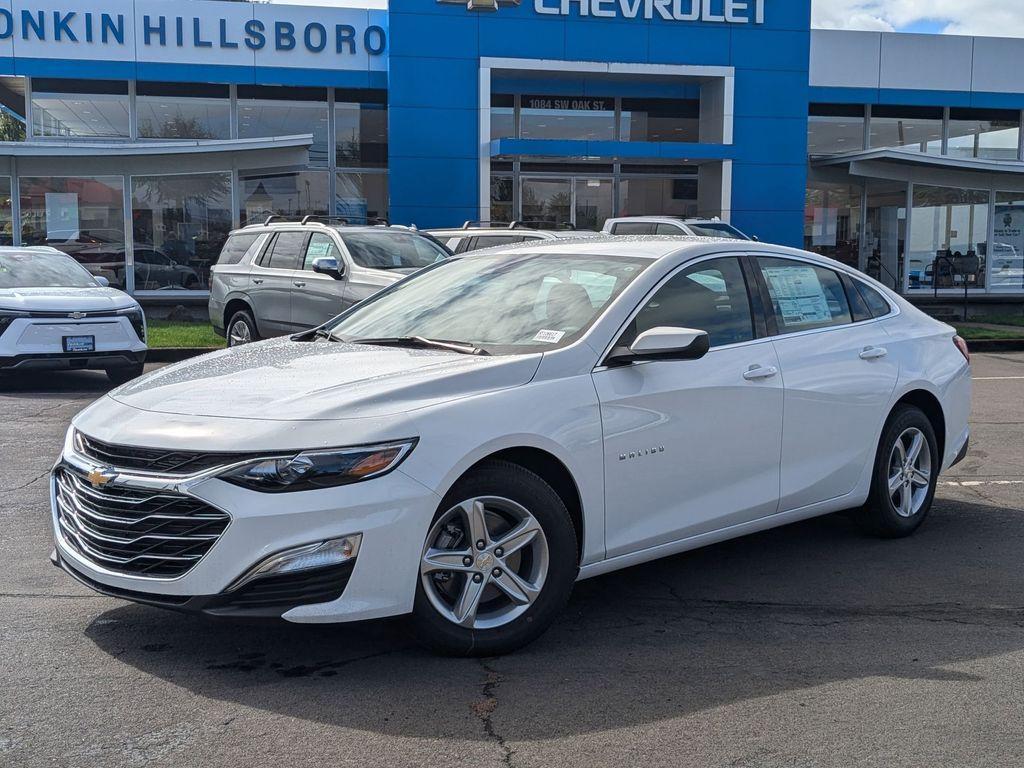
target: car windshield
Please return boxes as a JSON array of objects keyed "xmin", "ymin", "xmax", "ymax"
[
  {"xmin": 328, "ymin": 252, "xmax": 650, "ymax": 354},
  {"xmin": 0, "ymin": 251, "xmax": 98, "ymax": 289},
  {"xmin": 340, "ymin": 231, "xmax": 450, "ymax": 270},
  {"xmin": 685, "ymin": 222, "xmax": 749, "ymax": 240}
]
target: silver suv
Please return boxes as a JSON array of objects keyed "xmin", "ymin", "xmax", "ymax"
[
  {"xmin": 602, "ymin": 216, "xmax": 753, "ymax": 240},
  {"xmin": 209, "ymin": 218, "xmax": 451, "ymax": 346},
  {"xmin": 428, "ymin": 221, "xmax": 601, "ymax": 254}
]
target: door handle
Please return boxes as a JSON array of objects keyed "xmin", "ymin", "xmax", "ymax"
[
  {"xmin": 252, "ymin": 278, "xmax": 264, "ymax": 285},
  {"xmin": 293, "ymin": 281, "xmax": 306, "ymax": 288},
  {"xmin": 743, "ymin": 365, "xmax": 779, "ymax": 381},
  {"xmin": 859, "ymin": 346, "xmax": 888, "ymax": 360}
]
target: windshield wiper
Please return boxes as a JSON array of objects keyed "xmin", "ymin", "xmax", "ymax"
[
  {"xmin": 350, "ymin": 336, "xmax": 490, "ymax": 356},
  {"xmin": 311, "ymin": 328, "xmax": 340, "ymax": 342}
]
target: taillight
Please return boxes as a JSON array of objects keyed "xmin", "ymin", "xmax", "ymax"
[{"xmin": 953, "ymin": 335, "xmax": 970, "ymax": 363}]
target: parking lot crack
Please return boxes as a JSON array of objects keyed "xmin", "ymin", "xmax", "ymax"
[
  {"xmin": 473, "ymin": 659, "xmax": 517, "ymax": 768},
  {"xmin": 0, "ymin": 469, "xmax": 50, "ymax": 494}
]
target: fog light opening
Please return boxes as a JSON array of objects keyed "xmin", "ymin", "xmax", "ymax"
[{"xmin": 226, "ymin": 535, "xmax": 362, "ymax": 593}]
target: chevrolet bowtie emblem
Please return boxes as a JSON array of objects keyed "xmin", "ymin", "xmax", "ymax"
[
  {"xmin": 87, "ymin": 468, "xmax": 117, "ymax": 488},
  {"xmin": 437, "ymin": 0, "xmax": 520, "ymax": 11},
  {"xmin": 69, "ymin": 312, "xmax": 87, "ymax": 320}
]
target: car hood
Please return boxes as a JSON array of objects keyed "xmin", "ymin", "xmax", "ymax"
[
  {"xmin": 0, "ymin": 286, "xmax": 136, "ymax": 312},
  {"xmin": 109, "ymin": 336, "xmax": 543, "ymax": 420}
]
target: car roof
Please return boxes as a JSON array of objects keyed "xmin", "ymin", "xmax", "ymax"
[
  {"xmin": 459, "ymin": 234, "xmax": 844, "ymax": 265},
  {"xmin": 0, "ymin": 245, "xmax": 68, "ymax": 256},
  {"xmin": 228, "ymin": 222, "xmax": 429, "ymax": 237},
  {"xmin": 605, "ymin": 216, "xmax": 728, "ymax": 224}
]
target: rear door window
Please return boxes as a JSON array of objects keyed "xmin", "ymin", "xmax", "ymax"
[
  {"xmin": 263, "ymin": 231, "xmax": 307, "ymax": 271},
  {"xmin": 654, "ymin": 223, "xmax": 684, "ymax": 235},
  {"xmin": 841, "ymin": 273, "xmax": 873, "ymax": 322},
  {"xmin": 757, "ymin": 257, "xmax": 853, "ymax": 333},
  {"xmin": 216, "ymin": 233, "xmax": 262, "ymax": 265}
]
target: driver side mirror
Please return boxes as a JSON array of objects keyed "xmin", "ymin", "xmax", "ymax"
[
  {"xmin": 605, "ymin": 326, "xmax": 710, "ymax": 366},
  {"xmin": 94, "ymin": 276, "xmax": 110, "ymax": 287},
  {"xmin": 312, "ymin": 257, "xmax": 345, "ymax": 280}
]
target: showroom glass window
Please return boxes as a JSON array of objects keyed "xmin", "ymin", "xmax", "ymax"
[
  {"xmin": 491, "ymin": 94, "xmax": 516, "ymax": 140},
  {"xmin": 0, "ymin": 177, "xmax": 12, "ymax": 245},
  {"xmin": 335, "ymin": 172, "xmax": 388, "ymax": 224},
  {"xmin": 491, "ymin": 170, "xmax": 514, "ymax": 222},
  {"xmin": 20, "ymin": 176, "xmax": 126, "ymax": 286},
  {"xmin": 619, "ymin": 171, "xmax": 698, "ymax": 218},
  {"xmin": 909, "ymin": 185, "xmax": 990, "ymax": 291},
  {"xmin": 239, "ymin": 171, "xmax": 329, "ymax": 226},
  {"xmin": 947, "ymin": 108, "xmax": 1021, "ymax": 161},
  {"xmin": 807, "ymin": 104, "xmax": 866, "ymax": 155},
  {"xmin": 136, "ymin": 82, "xmax": 230, "ymax": 140},
  {"xmin": 520, "ymin": 95, "xmax": 615, "ymax": 141},
  {"xmin": 804, "ymin": 180, "xmax": 863, "ymax": 268},
  {"xmin": 335, "ymin": 89, "xmax": 388, "ymax": 168},
  {"xmin": 131, "ymin": 172, "xmax": 233, "ymax": 291},
  {"xmin": 31, "ymin": 79, "xmax": 129, "ymax": 139},
  {"xmin": 870, "ymin": 106, "xmax": 943, "ymax": 153},
  {"xmin": 992, "ymin": 193, "xmax": 1024, "ymax": 291},
  {"xmin": 238, "ymin": 86, "xmax": 329, "ymax": 166},
  {"xmin": 621, "ymin": 98, "xmax": 700, "ymax": 143}
]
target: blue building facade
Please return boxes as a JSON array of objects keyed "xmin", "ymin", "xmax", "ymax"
[{"xmin": 0, "ymin": 0, "xmax": 1022, "ymax": 300}]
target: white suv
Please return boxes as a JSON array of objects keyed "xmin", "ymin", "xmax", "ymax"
[
  {"xmin": 603, "ymin": 216, "xmax": 753, "ymax": 240},
  {"xmin": 0, "ymin": 247, "xmax": 147, "ymax": 383}
]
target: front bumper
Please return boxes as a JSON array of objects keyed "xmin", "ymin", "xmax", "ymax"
[
  {"xmin": 1, "ymin": 349, "xmax": 146, "ymax": 372},
  {"xmin": 0, "ymin": 315, "xmax": 147, "ymax": 371},
  {"xmin": 50, "ymin": 440, "xmax": 442, "ymax": 624}
]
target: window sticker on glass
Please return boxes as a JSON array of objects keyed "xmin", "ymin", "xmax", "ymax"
[
  {"xmin": 307, "ymin": 241, "xmax": 333, "ymax": 259},
  {"xmin": 762, "ymin": 266, "xmax": 832, "ymax": 326},
  {"xmin": 533, "ymin": 329, "xmax": 566, "ymax": 344}
]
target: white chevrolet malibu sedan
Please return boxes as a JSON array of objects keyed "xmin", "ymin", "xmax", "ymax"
[{"xmin": 51, "ymin": 237, "xmax": 972, "ymax": 655}]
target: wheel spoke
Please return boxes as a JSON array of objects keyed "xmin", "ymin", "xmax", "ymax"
[
  {"xmin": 906, "ymin": 432, "xmax": 925, "ymax": 466},
  {"xmin": 900, "ymin": 484, "xmax": 914, "ymax": 516},
  {"xmin": 491, "ymin": 568, "xmax": 541, "ymax": 606},
  {"xmin": 454, "ymin": 575, "xmax": 488, "ymax": 627},
  {"xmin": 459, "ymin": 500, "xmax": 491, "ymax": 548},
  {"xmin": 422, "ymin": 548, "xmax": 475, "ymax": 574},
  {"xmin": 893, "ymin": 436, "xmax": 908, "ymax": 466},
  {"xmin": 888, "ymin": 472, "xmax": 904, "ymax": 495},
  {"xmin": 911, "ymin": 468, "xmax": 931, "ymax": 487},
  {"xmin": 494, "ymin": 515, "xmax": 541, "ymax": 557}
]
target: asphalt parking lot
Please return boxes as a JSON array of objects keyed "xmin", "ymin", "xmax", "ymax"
[{"xmin": 2, "ymin": 353, "xmax": 1024, "ymax": 768}]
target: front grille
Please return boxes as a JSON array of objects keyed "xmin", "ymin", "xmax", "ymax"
[
  {"xmin": 76, "ymin": 431, "xmax": 262, "ymax": 476},
  {"xmin": 54, "ymin": 467, "xmax": 230, "ymax": 578}
]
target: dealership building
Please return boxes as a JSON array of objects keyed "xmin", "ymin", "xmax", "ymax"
[{"xmin": 0, "ymin": 0, "xmax": 1023, "ymax": 305}]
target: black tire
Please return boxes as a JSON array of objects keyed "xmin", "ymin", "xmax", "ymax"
[
  {"xmin": 855, "ymin": 405, "xmax": 940, "ymax": 538},
  {"xmin": 226, "ymin": 308, "xmax": 259, "ymax": 347},
  {"xmin": 106, "ymin": 363, "xmax": 145, "ymax": 386},
  {"xmin": 411, "ymin": 460, "xmax": 578, "ymax": 656}
]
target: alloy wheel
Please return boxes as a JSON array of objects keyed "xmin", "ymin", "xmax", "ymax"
[
  {"xmin": 888, "ymin": 427, "xmax": 933, "ymax": 518},
  {"xmin": 228, "ymin": 320, "xmax": 252, "ymax": 346},
  {"xmin": 420, "ymin": 496, "xmax": 549, "ymax": 630}
]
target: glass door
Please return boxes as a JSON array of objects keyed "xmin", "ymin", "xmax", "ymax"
[
  {"xmin": 521, "ymin": 177, "xmax": 572, "ymax": 227},
  {"xmin": 574, "ymin": 178, "xmax": 613, "ymax": 231}
]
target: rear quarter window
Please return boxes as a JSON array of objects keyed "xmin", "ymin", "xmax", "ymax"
[
  {"xmin": 612, "ymin": 222, "xmax": 655, "ymax": 235},
  {"xmin": 217, "ymin": 233, "xmax": 262, "ymax": 266},
  {"xmin": 856, "ymin": 281, "xmax": 894, "ymax": 318}
]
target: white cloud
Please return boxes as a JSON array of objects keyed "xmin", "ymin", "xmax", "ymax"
[{"xmin": 812, "ymin": 0, "xmax": 1024, "ymax": 37}]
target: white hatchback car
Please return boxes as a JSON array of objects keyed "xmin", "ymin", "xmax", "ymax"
[
  {"xmin": 50, "ymin": 237, "xmax": 971, "ymax": 655},
  {"xmin": 1, "ymin": 247, "xmax": 147, "ymax": 383}
]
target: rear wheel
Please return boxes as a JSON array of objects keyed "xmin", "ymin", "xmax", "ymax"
[
  {"xmin": 226, "ymin": 309, "xmax": 259, "ymax": 347},
  {"xmin": 411, "ymin": 460, "xmax": 578, "ymax": 656},
  {"xmin": 855, "ymin": 405, "xmax": 939, "ymax": 538}
]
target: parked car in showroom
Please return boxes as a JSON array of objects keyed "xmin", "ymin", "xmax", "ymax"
[
  {"xmin": 428, "ymin": 221, "xmax": 602, "ymax": 254},
  {"xmin": 603, "ymin": 216, "xmax": 753, "ymax": 240},
  {"xmin": 0, "ymin": 247, "xmax": 147, "ymax": 383},
  {"xmin": 52, "ymin": 237, "xmax": 971, "ymax": 655},
  {"xmin": 208, "ymin": 217, "xmax": 451, "ymax": 346}
]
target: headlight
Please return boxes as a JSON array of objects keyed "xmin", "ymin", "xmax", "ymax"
[
  {"xmin": 220, "ymin": 439, "xmax": 418, "ymax": 493},
  {"xmin": 117, "ymin": 306, "xmax": 146, "ymax": 343},
  {"xmin": 0, "ymin": 308, "xmax": 29, "ymax": 336}
]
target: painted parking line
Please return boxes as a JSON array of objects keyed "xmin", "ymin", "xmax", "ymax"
[
  {"xmin": 973, "ymin": 376, "xmax": 1024, "ymax": 381},
  {"xmin": 943, "ymin": 480, "xmax": 1024, "ymax": 487}
]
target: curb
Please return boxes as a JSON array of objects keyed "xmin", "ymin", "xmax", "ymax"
[
  {"xmin": 965, "ymin": 339, "xmax": 1024, "ymax": 353},
  {"xmin": 147, "ymin": 347, "xmax": 222, "ymax": 363}
]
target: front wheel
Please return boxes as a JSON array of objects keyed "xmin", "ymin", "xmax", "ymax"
[
  {"xmin": 412, "ymin": 460, "xmax": 578, "ymax": 656},
  {"xmin": 855, "ymin": 405, "xmax": 940, "ymax": 538}
]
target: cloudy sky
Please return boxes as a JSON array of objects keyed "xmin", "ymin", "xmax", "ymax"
[{"xmin": 811, "ymin": 0, "xmax": 1024, "ymax": 37}]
